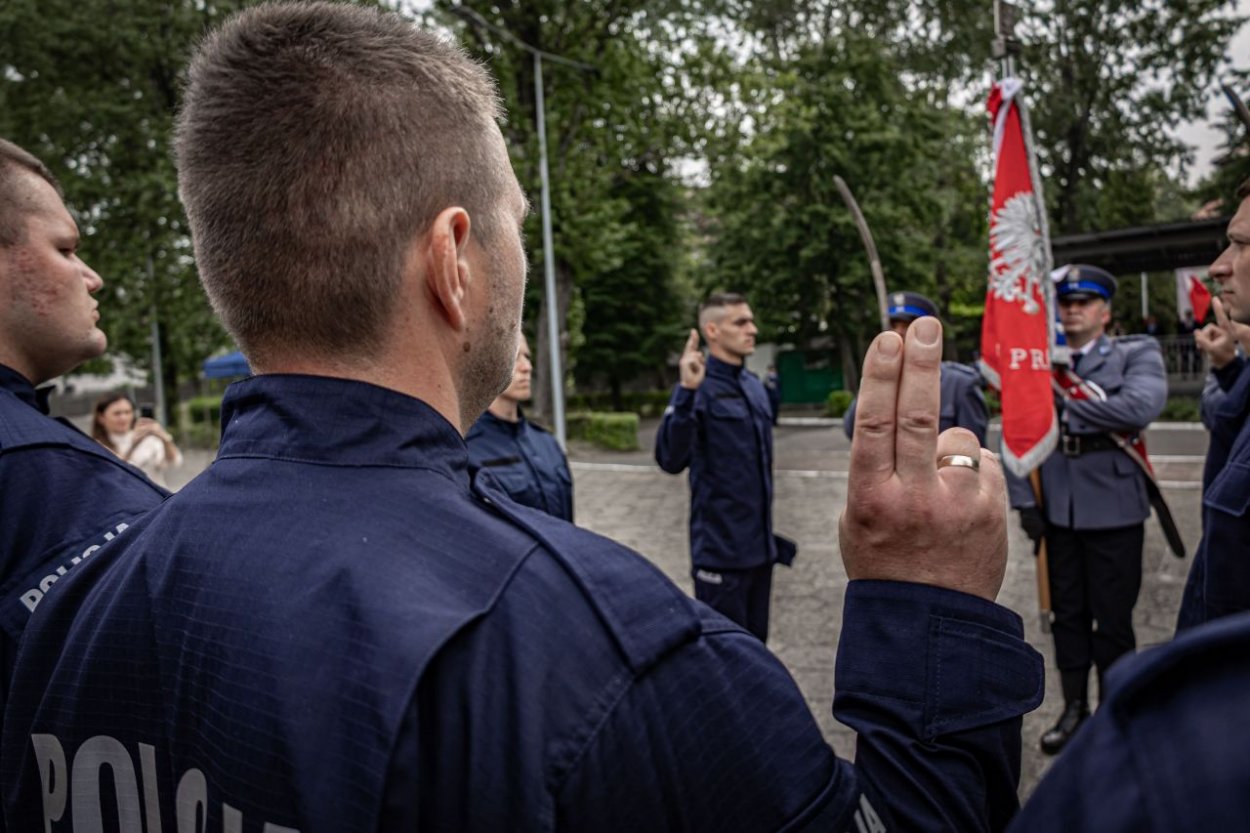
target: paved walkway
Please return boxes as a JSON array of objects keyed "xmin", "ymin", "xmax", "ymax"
[{"xmin": 167, "ymin": 418, "xmax": 1208, "ymax": 799}]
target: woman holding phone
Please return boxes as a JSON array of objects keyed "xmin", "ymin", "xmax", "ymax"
[{"xmin": 91, "ymin": 392, "xmax": 182, "ymax": 488}]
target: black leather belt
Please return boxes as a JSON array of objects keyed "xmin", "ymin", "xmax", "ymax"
[{"xmin": 1061, "ymin": 432, "xmax": 1121, "ymax": 457}]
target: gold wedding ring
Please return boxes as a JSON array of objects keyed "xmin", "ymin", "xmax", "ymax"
[{"xmin": 937, "ymin": 454, "xmax": 980, "ymax": 471}]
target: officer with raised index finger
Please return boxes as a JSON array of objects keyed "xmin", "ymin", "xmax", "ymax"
[{"xmin": 655, "ymin": 293, "xmax": 795, "ymax": 642}]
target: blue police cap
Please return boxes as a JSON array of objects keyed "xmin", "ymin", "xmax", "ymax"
[
  {"xmin": 1055, "ymin": 264, "xmax": 1117, "ymax": 301},
  {"xmin": 886, "ymin": 291, "xmax": 939, "ymax": 322}
]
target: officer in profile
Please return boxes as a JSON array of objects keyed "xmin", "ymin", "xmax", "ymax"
[
  {"xmin": 1177, "ymin": 177, "xmax": 1250, "ymax": 629},
  {"xmin": 2, "ymin": 5, "xmax": 1043, "ymax": 831},
  {"xmin": 655, "ymin": 293, "xmax": 795, "ymax": 642},
  {"xmin": 466, "ymin": 332, "xmax": 573, "ymax": 521},
  {"xmin": 844, "ymin": 291, "xmax": 989, "ymax": 446},
  {"xmin": 0, "ymin": 139, "xmax": 167, "ymax": 711},
  {"xmin": 1008, "ymin": 264, "xmax": 1167, "ymax": 755}
]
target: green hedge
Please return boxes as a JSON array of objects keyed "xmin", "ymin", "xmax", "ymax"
[
  {"xmin": 1158, "ymin": 396, "xmax": 1200, "ymax": 422},
  {"xmin": 566, "ymin": 391, "xmax": 671, "ymax": 418},
  {"xmin": 183, "ymin": 395, "xmax": 224, "ymax": 427},
  {"xmin": 567, "ymin": 410, "xmax": 638, "ymax": 451},
  {"xmin": 824, "ymin": 390, "xmax": 853, "ymax": 418}
]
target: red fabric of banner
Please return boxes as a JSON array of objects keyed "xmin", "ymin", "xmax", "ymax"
[
  {"xmin": 980, "ymin": 80, "xmax": 1057, "ymax": 476},
  {"xmin": 1189, "ymin": 274, "xmax": 1212, "ymax": 324}
]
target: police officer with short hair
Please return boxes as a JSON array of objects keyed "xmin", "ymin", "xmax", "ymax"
[
  {"xmin": 467, "ymin": 333, "xmax": 573, "ymax": 521},
  {"xmin": 844, "ymin": 291, "xmax": 990, "ymax": 446},
  {"xmin": 2, "ymin": 6, "xmax": 1044, "ymax": 831},
  {"xmin": 1009, "ymin": 264, "xmax": 1167, "ymax": 755},
  {"xmin": 655, "ymin": 292, "xmax": 796, "ymax": 642},
  {"xmin": 0, "ymin": 139, "xmax": 167, "ymax": 716}
]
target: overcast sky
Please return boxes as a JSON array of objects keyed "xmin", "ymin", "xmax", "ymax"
[{"xmin": 1173, "ymin": 11, "xmax": 1249, "ymax": 184}]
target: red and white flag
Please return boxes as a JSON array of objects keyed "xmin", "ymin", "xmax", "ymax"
[
  {"xmin": 979, "ymin": 79, "xmax": 1057, "ymax": 477},
  {"xmin": 1176, "ymin": 268, "xmax": 1212, "ymax": 324}
]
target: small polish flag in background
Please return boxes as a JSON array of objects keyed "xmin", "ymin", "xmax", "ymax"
[{"xmin": 1176, "ymin": 268, "xmax": 1212, "ymax": 324}]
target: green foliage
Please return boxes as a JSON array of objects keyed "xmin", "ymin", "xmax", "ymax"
[
  {"xmin": 1158, "ymin": 396, "xmax": 1201, "ymax": 422},
  {"xmin": 0, "ymin": 0, "xmax": 290, "ymax": 405},
  {"xmin": 181, "ymin": 395, "xmax": 223, "ymax": 429},
  {"xmin": 583, "ymin": 412, "xmax": 640, "ymax": 451},
  {"xmin": 984, "ymin": 388, "xmax": 1002, "ymax": 418},
  {"xmin": 704, "ymin": 32, "xmax": 989, "ymax": 376},
  {"xmin": 824, "ymin": 389, "xmax": 853, "ymax": 417},
  {"xmin": 566, "ymin": 390, "xmax": 671, "ymax": 418},
  {"xmin": 1011, "ymin": 0, "xmax": 1243, "ymax": 233}
]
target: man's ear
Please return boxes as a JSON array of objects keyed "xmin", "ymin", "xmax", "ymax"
[
  {"xmin": 423, "ymin": 206, "xmax": 473, "ymax": 331},
  {"xmin": 701, "ymin": 320, "xmax": 716, "ymax": 344}
]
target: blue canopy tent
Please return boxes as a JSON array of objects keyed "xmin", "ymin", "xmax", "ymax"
[{"xmin": 202, "ymin": 350, "xmax": 251, "ymax": 379}]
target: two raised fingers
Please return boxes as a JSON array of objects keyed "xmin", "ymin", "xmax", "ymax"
[
  {"xmin": 848, "ymin": 317, "xmax": 944, "ymax": 487},
  {"xmin": 684, "ymin": 328, "xmax": 701, "ymax": 355}
]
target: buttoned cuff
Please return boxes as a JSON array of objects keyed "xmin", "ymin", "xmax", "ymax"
[{"xmin": 834, "ymin": 580, "xmax": 1044, "ymax": 739}]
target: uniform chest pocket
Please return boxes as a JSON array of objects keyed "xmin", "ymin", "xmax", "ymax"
[
  {"xmin": 708, "ymin": 396, "xmax": 748, "ymax": 421},
  {"xmin": 1206, "ymin": 462, "xmax": 1250, "ymax": 517}
]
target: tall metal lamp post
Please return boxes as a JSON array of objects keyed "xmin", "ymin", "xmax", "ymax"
[{"xmin": 450, "ymin": 6, "xmax": 595, "ymax": 448}]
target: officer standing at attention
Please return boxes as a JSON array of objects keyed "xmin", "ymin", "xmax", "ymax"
[
  {"xmin": 2, "ymin": 5, "xmax": 1043, "ymax": 831},
  {"xmin": 466, "ymin": 332, "xmax": 573, "ymax": 521},
  {"xmin": 655, "ymin": 293, "xmax": 795, "ymax": 642},
  {"xmin": 1009, "ymin": 264, "xmax": 1167, "ymax": 755},
  {"xmin": 843, "ymin": 291, "xmax": 989, "ymax": 446},
  {"xmin": 0, "ymin": 139, "xmax": 167, "ymax": 713},
  {"xmin": 1177, "ymin": 177, "xmax": 1250, "ymax": 629}
]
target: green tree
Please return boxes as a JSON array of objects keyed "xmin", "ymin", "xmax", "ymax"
[
  {"xmin": 1012, "ymin": 0, "xmax": 1243, "ymax": 233},
  {"xmin": 704, "ymin": 34, "xmax": 989, "ymax": 388},
  {"xmin": 0, "ymin": 0, "xmax": 282, "ymax": 406},
  {"xmin": 436, "ymin": 0, "xmax": 713, "ymax": 416}
]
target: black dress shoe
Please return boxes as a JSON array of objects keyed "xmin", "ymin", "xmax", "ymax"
[{"xmin": 1040, "ymin": 700, "xmax": 1089, "ymax": 755}]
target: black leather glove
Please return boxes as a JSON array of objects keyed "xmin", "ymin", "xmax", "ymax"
[{"xmin": 1018, "ymin": 507, "xmax": 1046, "ymax": 555}]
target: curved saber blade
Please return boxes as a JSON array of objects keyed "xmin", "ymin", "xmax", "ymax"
[
  {"xmin": 834, "ymin": 176, "xmax": 890, "ymax": 332},
  {"xmin": 1222, "ymin": 82, "xmax": 1250, "ymax": 140}
]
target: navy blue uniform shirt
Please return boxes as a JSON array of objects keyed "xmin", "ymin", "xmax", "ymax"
[
  {"xmin": 3, "ymin": 374, "xmax": 1042, "ymax": 832},
  {"xmin": 655, "ymin": 355, "xmax": 793, "ymax": 570},
  {"xmin": 1010, "ymin": 609, "xmax": 1250, "ymax": 831},
  {"xmin": 0, "ymin": 363, "xmax": 167, "ymax": 708},
  {"xmin": 1178, "ymin": 356, "xmax": 1250, "ymax": 629},
  {"xmin": 466, "ymin": 408, "xmax": 573, "ymax": 521}
]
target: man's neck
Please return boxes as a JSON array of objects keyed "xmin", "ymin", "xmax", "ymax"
[
  {"xmin": 488, "ymin": 397, "xmax": 520, "ymax": 423},
  {"xmin": 708, "ymin": 345, "xmax": 744, "ymax": 366},
  {"xmin": 1067, "ymin": 330, "xmax": 1103, "ymax": 352}
]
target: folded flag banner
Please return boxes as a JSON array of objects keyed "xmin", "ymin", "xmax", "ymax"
[
  {"xmin": 980, "ymin": 78, "xmax": 1057, "ymax": 478},
  {"xmin": 1176, "ymin": 268, "xmax": 1213, "ymax": 325}
]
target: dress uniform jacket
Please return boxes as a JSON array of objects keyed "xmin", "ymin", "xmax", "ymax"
[
  {"xmin": 1008, "ymin": 609, "xmax": 1250, "ymax": 831},
  {"xmin": 3, "ymin": 374, "xmax": 1043, "ymax": 832},
  {"xmin": 655, "ymin": 355, "xmax": 794, "ymax": 570},
  {"xmin": 1007, "ymin": 336, "xmax": 1167, "ymax": 527},
  {"xmin": 0, "ymin": 364, "xmax": 167, "ymax": 704},
  {"xmin": 466, "ymin": 409, "xmax": 573, "ymax": 521},
  {"xmin": 844, "ymin": 362, "xmax": 990, "ymax": 446},
  {"xmin": 1177, "ymin": 356, "xmax": 1250, "ymax": 629}
]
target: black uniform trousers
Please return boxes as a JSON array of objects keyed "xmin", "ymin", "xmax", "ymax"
[
  {"xmin": 1046, "ymin": 522, "xmax": 1145, "ymax": 701},
  {"xmin": 692, "ymin": 562, "xmax": 774, "ymax": 642}
]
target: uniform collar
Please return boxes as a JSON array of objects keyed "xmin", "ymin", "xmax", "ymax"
[
  {"xmin": 0, "ymin": 363, "xmax": 51, "ymax": 414},
  {"xmin": 217, "ymin": 374, "xmax": 470, "ymax": 486},
  {"xmin": 478, "ymin": 407, "xmax": 527, "ymax": 434},
  {"xmin": 706, "ymin": 354, "xmax": 745, "ymax": 380}
]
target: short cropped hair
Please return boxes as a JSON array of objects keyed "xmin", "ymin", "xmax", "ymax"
[
  {"xmin": 0, "ymin": 138, "xmax": 62, "ymax": 247},
  {"xmin": 176, "ymin": 2, "xmax": 507, "ymax": 362},
  {"xmin": 698, "ymin": 292, "xmax": 749, "ymax": 327}
]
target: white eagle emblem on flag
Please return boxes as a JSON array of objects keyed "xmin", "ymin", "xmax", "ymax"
[{"xmin": 989, "ymin": 192, "xmax": 1046, "ymax": 315}]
